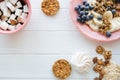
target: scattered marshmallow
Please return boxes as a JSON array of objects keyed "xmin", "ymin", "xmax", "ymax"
[
  {"xmin": 9, "ymin": 0, "xmax": 18, "ymax": 5},
  {"xmin": 0, "ymin": 10, "xmax": 2, "ymax": 16},
  {"xmin": 8, "ymin": 14, "xmax": 16, "ymax": 23},
  {"xmin": 16, "ymin": 1, "xmax": 22, "ymax": 8},
  {"xmin": 17, "ymin": 12, "xmax": 28, "ymax": 23},
  {"xmin": 15, "ymin": 9, "xmax": 22, "ymax": 16},
  {"xmin": 0, "ymin": 20, "xmax": 2, "ymax": 24},
  {"xmin": 8, "ymin": 25, "xmax": 15, "ymax": 31},
  {"xmin": 3, "ymin": 8, "xmax": 10, "ymax": 17},
  {"xmin": 4, "ymin": 0, "xmax": 9, "ymax": 3},
  {"xmin": 1, "ymin": 15, "xmax": 8, "ymax": 21},
  {"xmin": 23, "ymin": 5, "xmax": 29, "ymax": 13},
  {"xmin": 21, "ymin": 13, "xmax": 28, "ymax": 20},
  {"xmin": 0, "ymin": 1, "xmax": 6, "ymax": 11},
  {"xmin": 0, "ymin": 21, "xmax": 9, "ymax": 30},
  {"xmin": 15, "ymin": 23, "xmax": 22, "ymax": 29},
  {"xmin": 6, "ymin": 2, "xmax": 16, "ymax": 12}
]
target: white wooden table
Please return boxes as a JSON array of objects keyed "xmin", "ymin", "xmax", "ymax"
[{"xmin": 0, "ymin": 0, "xmax": 120, "ymax": 80}]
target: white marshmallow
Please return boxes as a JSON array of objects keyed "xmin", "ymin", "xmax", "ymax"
[
  {"xmin": 15, "ymin": 23, "xmax": 21, "ymax": 29},
  {"xmin": 4, "ymin": 0, "xmax": 9, "ymax": 3},
  {"xmin": 1, "ymin": 16, "xmax": 8, "ymax": 21},
  {"xmin": 8, "ymin": 25, "xmax": 15, "ymax": 31},
  {"xmin": 0, "ymin": 21, "xmax": 9, "ymax": 30},
  {"xmin": 21, "ymin": 13, "xmax": 28, "ymax": 19},
  {"xmin": 17, "ymin": 13, "xmax": 28, "ymax": 23},
  {"xmin": 0, "ymin": 1, "xmax": 6, "ymax": 11},
  {"xmin": 0, "ymin": 20, "xmax": 2, "ymax": 25},
  {"xmin": 8, "ymin": 14, "xmax": 16, "ymax": 23},
  {"xmin": 6, "ymin": 2, "xmax": 16, "ymax": 12},
  {"xmin": 9, "ymin": 0, "xmax": 18, "ymax": 5},
  {"xmin": 15, "ymin": 9, "xmax": 22, "ymax": 16},
  {"xmin": 16, "ymin": 1, "xmax": 22, "ymax": 8},
  {"xmin": 3, "ymin": 8, "xmax": 10, "ymax": 17},
  {"xmin": 0, "ymin": 10, "xmax": 2, "ymax": 16},
  {"xmin": 23, "ymin": 5, "xmax": 29, "ymax": 13}
]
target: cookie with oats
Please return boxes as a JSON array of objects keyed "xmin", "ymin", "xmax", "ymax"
[
  {"xmin": 52, "ymin": 59, "xmax": 71, "ymax": 79},
  {"xmin": 41, "ymin": 0, "xmax": 60, "ymax": 16}
]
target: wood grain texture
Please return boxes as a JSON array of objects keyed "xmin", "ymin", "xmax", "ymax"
[{"xmin": 0, "ymin": 0, "xmax": 119, "ymax": 80}]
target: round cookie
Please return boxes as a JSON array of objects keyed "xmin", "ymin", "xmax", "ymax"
[
  {"xmin": 52, "ymin": 59, "xmax": 71, "ymax": 79},
  {"xmin": 41, "ymin": 0, "xmax": 60, "ymax": 16}
]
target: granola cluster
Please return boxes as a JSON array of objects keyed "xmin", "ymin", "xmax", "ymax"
[{"xmin": 93, "ymin": 46, "xmax": 112, "ymax": 80}]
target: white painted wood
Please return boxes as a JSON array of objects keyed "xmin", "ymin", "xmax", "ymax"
[
  {"xmin": 0, "ymin": 31, "xmax": 120, "ymax": 54},
  {"xmin": 0, "ymin": 0, "xmax": 119, "ymax": 80},
  {"xmin": 0, "ymin": 55, "xmax": 119, "ymax": 79}
]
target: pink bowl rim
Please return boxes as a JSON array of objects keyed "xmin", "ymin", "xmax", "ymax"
[
  {"xmin": 70, "ymin": 0, "xmax": 120, "ymax": 42},
  {"xmin": 0, "ymin": 0, "xmax": 32, "ymax": 34}
]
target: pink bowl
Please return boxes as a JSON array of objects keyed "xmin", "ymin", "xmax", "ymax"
[
  {"xmin": 70, "ymin": 0, "xmax": 120, "ymax": 42},
  {"xmin": 0, "ymin": 0, "xmax": 32, "ymax": 34}
]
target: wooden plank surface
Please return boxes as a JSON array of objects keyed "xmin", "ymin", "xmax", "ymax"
[{"xmin": 0, "ymin": 0, "xmax": 119, "ymax": 80}]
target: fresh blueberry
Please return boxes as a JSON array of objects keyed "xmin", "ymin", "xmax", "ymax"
[
  {"xmin": 80, "ymin": 6, "xmax": 85, "ymax": 10},
  {"xmin": 81, "ymin": 15, "xmax": 87, "ymax": 20},
  {"xmin": 86, "ymin": 16, "xmax": 90, "ymax": 21},
  {"xmin": 111, "ymin": 9, "xmax": 116, "ymax": 14},
  {"xmin": 85, "ymin": 6, "xmax": 90, "ymax": 11},
  {"xmin": 106, "ymin": 6, "xmax": 111, "ymax": 11},
  {"xmin": 106, "ymin": 31, "xmax": 111, "ymax": 37},
  {"xmin": 77, "ymin": 17, "xmax": 81, "ymax": 22},
  {"xmin": 78, "ymin": 4, "xmax": 82, "ymax": 8},
  {"xmin": 74, "ymin": 6, "xmax": 79, "ymax": 11},
  {"xmin": 83, "ymin": 1, "xmax": 87, "ymax": 5},
  {"xmin": 89, "ymin": 6, "xmax": 94, "ymax": 10},
  {"xmin": 97, "ymin": 15, "xmax": 102, "ymax": 20},
  {"xmin": 85, "ymin": 11, "xmax": 89, "ymax": 15},
  {"xmin": 80, "ymin": 20, "xmax": 85, "ymax": 24},
  {"xmin": 89, "ymin": 14, "xmax": 94, "ymax": 19},
  {"xmin": 85, "ymin": 3, "xmax": 89, "ymax": 6},
  {"xmin": 79, "ymin": 11, "xmax": 85, "ymax": 15}
]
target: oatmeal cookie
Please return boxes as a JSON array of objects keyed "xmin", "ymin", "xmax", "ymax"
[
  {"xmin": 41, "ymin": 0, "xmax": 60, "ymax": 16},
  {"xmin": 52, "ymin": 59, "xmax": 71, "ymax": 79}
]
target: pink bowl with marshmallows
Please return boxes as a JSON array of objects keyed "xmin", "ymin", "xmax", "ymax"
[{"xmin": 0, "ymin": 0, "xmax": 31, "ymax": 34}]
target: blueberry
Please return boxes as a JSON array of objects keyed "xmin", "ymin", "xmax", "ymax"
[
  {"xmin": 85, "ymin": 3, "xmax": 89, "ymax": 6},
  {"xmin": 81, "ymin": 15, "xmax": 87, "ymax": 20},
  {"xmin": 106, "ymin": 31, "xmax": 111, "ymax": 37},
  {"xmin": 79, "ymin": 11, "xmax": 85, "ymax": 15},
  {"xmin": 80, "ymin": 20, "xmax": 85, "ymax": 24},
  {"xmin": 85, "ymin": 11, "xmax": 89, "ymax": 15},
  {"xmin": 97, "ymin": 15, "xmax": 102, "ymax": 20},
  {"xmin": 89, "ymin": 14, "xmax": 94, "ymax": 19},
  {"xmin": 111, "ymin": 9, "xmax": 116, "ymax": 14},
  {"xmin": 80, "ymin": 6, "xmax": 85, "ymax": 10},
  {"xmin": 106, "ymin": 6, "xmax": 111, "ymax": 11},
  {"xmin": 83, "ymin": 1, "xmax": 87, "ymax": 5},
  {"xmin": 89, "ymin": 6, "xmax": 94, "ymax": 10},
  {"xmin": 77, "ymin": 17, "xmax": 81, "ymax": 22},
  {"xmin": 78, "ymin": 4, "xmax": 82, "ymax": 8},
  {"xmin": 74, "ymin": 6, "xmax": 79, "ymax": 11},
  {"xmin": 86, "ymin": 16, "xmax": 90, "ymax": 21},
  {"xmin": 85, "ymin": 6, "xmax": 90, "ymax": 11}
]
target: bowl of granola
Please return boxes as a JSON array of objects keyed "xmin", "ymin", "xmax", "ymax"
[
  {"xmin": 0, "ymin": 0, "xmax": 31, "ymax": 34},
  {"xmin": 70, "ymin": 0, "xmax": 120, "ymax": 42}
]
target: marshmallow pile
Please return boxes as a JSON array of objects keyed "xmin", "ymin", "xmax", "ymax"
[{"xmin": 0, "ymin": 0, "xmax": 29, "ymax": 31}]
